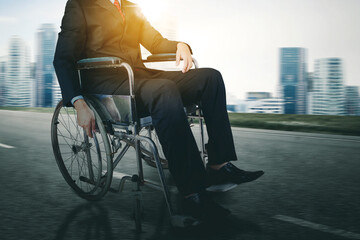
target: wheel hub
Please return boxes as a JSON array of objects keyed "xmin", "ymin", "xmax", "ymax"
[{"xmin": 71, "ymin": 142, "xmax": 92, "ymax": 154}]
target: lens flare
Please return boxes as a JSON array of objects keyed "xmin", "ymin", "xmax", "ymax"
[{"xmin": 133, "ymin": 0, "xmax": 168, "ymax": 22}]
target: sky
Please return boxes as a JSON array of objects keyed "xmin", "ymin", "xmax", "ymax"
[{"xmin": 0, "ymin": 0, "xmax": 359, "ymax": 102}]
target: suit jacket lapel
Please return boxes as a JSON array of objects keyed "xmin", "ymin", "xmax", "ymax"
[{"xmin": 95, "ymin": 0, "xmax": 125, "ymax": 25}]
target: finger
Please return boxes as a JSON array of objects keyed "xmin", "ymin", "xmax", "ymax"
[
  {"xmin": 77, "ymin": 113, "xmax": 81, "ymax": 125},
  {"xmin": 176, "ymin": 51, "xmax": 180, "ymax": 66},
  {"xmin": 182, "ymin": 57, "xmax": 188, "ymax": 73},
  {"xmin": 89, "ymin": 125, "xmax": 94, "ymax": 138},
  {"xmin": 91, "ymin": 117, "xmax": 96, "ymax": 134},
  {"xmin": 186, "ymin": 56, "xmax": 193, "ymax": 72},
  {"xmin": 85, "ymin": 126, "xmax": 92, "ymax": 138}
]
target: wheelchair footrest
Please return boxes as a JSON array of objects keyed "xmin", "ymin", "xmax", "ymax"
[{"xmin": 111, "ymin": 171, "xmax": 133, "ymax": 193}]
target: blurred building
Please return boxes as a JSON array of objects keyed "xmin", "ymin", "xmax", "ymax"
[
  {"xmin": 310, "ymin": 58, "xmax": 345, "ymax": 115},
  {"xmin": 307, "ymin": 72, "xmax": 314, "ymax": 114},
  {"xmin": 246, "ymin": 98, "xmax": 284, "ymax": 114},
  {"xmin": 35, "ymin": 24, "xmax": 58, "ymax": 107},
  {"xmin": 30, "ymin": 62, "xmax": 36, "ymax": 107},
  {"xmin": 307, "ymin": 72, "xmax": 314, "ymax": 92},
  {"xmin": 0, "ymin": 57, "xmax": 6, "ymax": 106},
  {"xmin": 246, "ymin": 92, "xmax": 271, "ymax": 100},
  {"xmin": 227, "ymin": 100, "xmax": 248, "ymax": 113},
  {"xmin": 233, "ymin": 92, "xmax": 284, "ymax": 114},
  {"xmin": 345, "ymin": 86, "xmax": 360, "ymax": 115},
  {"xmin": 53, "ymin": 78, "xmax": 62, "ymax": 107},
  {"xmin": 4, "ymin": 36, "xmax": 32, "ymax": 107},
  {"xmin": 279, "ymin": 48, "xmax": 307, "ymax": 114},
  {"xmin": 226, "ymin": 105, "xmax": 237, "ymax": 112}
]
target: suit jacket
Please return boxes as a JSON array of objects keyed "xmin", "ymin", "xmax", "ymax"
[{"xmin": 53, "ymin": 0, "xmax": 185, "ymax": 107}]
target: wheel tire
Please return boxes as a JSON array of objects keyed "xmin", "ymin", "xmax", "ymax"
[{"xmin": 51, "ymin": 100, "xmax": 113, "ymax": 201}]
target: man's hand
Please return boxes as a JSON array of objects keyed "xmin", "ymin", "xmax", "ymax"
[
  {"xmin": 73, "ymin": 99, "xmax": 96, "ymax": 138},
  {"xmin": 176, "ymin": 42, "xmax": 193, "ymax": 73}
]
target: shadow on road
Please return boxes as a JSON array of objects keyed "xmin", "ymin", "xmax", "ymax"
[
  {"xmin": 54, "ymin": 203, "xmax": 114, "ymax": 240},
  {"xmin": 168, "ymin": 215, "xmax": 262, "ymax": 240},
  {"xmin": 53, "ymin": 195, "xmax": 262, "ymax": 240}
]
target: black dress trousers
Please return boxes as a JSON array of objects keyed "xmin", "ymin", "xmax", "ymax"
[{"xmin": 83, "ymin": 67, "xmax": 238, "ymax": 195}]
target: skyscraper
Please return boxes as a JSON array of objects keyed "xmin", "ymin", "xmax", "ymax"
[
  {"xmin": 5, "ymin": 36, "xmax": 32, "ymax": 107},
  {"xmin": 345, "ymin": 86, "xmax": 359, "ymax": 116},
  {"xmin": 30, "ymin": 62, "xmax": 36, "ymax": 107},
  {"xmin": 0, "ymin": 57, "xmax": 6, "ymax": 106},
  {"xmin": 307, "ymin": 72, "xmax": 314, "ymax": 114},
  {"xmin": 279, "ymin": 48, "xmax": 307, "ymax": 114},
  {"xmin": 311, "ymin": 58, "xmax": 345, "ymax": 115},
  {"xmin": 35, "ymin": 24, "xmax": 58, "ymax": 107}
]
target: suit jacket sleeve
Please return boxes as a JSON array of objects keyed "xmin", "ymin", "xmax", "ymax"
[
  {"xmin": 138, "ymin": 8, "xmax": 193, "ymax": 55},
  {"xmin": 53, "ymin": 0, "xmax": 86, "ymax": 107}
]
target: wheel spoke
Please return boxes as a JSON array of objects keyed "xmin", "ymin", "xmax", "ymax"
[
  {"xmin": 52, "ymin": 101, "xmax": 112, "ymax": 200},
  {"xmin": 71, "ymin": 108, "xmax": 82, "ymax": 142},
  {"xmin": 59, "ymin": 111, "xmax": 78, "ymax": 141}
]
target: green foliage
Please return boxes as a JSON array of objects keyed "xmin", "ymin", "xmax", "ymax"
[
  {"xmin": 1, "ymin": 107, "xmax": 359, "ymax": 136},
  {"xmin": 0, "ymin": 106, "xmax": 55, "ymax": 113},
  {"xmin": 228, "ymin": 113, "xmax": 360, "ymax": 136}
]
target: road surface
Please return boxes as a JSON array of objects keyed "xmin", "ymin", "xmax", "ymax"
[{"xmin": 0, "ymin": 110, "xmax": 359, "ymax": 240}]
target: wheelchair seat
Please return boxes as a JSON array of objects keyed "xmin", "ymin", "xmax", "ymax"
[{"xmin": 86, "ymin": 94, "xmax": 199, "ymax": 128}]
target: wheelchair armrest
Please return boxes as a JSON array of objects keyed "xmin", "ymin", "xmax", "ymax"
[
  {"xmin": 77, "ymin": 57, "xmax": 123, "ymax": 70},
  {"xmin": 143, "ymin": 53, "xmax": 176, "ymax": 62},
  {"xmin": 76, "ymin": 57, "xmax": 135, "ymax": 96},
  {"xmin": 143, "ymin": 53, "xmax": 199, "ymax": 68}
]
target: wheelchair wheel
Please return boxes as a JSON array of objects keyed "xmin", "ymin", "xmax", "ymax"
[
  {"xmin": 139, "ymin": 126, "xmax": 168, "ymax": 169},
  {"xmin": 51, "ymin": 100, "xmax": 113, "ymax": 201}
]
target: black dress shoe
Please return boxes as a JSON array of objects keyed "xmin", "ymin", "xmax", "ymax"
[
  {"xmin": 182, "ymin": 191, "xmax": 231, "ymax": 220},
  {"xmin": 207, "ymin": 162, "xmax": 264, "ymax": 186}
]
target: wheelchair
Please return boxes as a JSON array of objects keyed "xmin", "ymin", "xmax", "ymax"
[{"xmin": 51, "ymin": 53, "xmax": 207, "ymax": 230}]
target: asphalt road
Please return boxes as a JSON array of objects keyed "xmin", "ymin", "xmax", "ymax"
[{"xmin": 0, "ymin": 110, "xmax": 359, "ymax": 240}]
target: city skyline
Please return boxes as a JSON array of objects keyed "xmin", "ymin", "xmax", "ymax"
[
  {"xmin": 1, "ymin": 35, "xmax": 358, "ymax": 115},
  {"xmin": 0, "ymin": 0, "xmax": 359, "ymax": 101}
]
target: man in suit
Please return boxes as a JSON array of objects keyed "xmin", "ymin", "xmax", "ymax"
[{"xmin": 54, "ymin": 0, "xmax": 264, "ymax": 220}]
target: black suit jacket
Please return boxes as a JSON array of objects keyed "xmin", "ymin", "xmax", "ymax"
[{"xmin": 53, "ymin": 0, "xmax": 184, "ymax": 107}]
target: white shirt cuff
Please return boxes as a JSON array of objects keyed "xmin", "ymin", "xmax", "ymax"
[{"xmin": 71, "ymin": 95, "xmax": 84, "ymax": 105}]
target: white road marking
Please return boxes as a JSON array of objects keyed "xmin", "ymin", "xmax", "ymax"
[
  {"xmin": 273, "ymin": 215, "xmax": 360, "ymax": 239},
  {"xmin": 0, "ymin": 143, "xmax": 15, "ymax": 149}
]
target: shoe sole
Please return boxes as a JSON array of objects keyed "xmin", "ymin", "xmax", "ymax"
[
  {"xmin": 206, "ymin": 171, "xmax": 265, "ymax": 192},
  {"xmin": 235, "ymin": 171, "xmax": 264, "ymax": 184},
  {"xmin": 206, "ymin": 183, "xmax": 238, "ymax": 192}
]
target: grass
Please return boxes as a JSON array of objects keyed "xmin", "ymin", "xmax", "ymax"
[
  {"xmin": 1, "ymin": 106, "xmax": 360, "ymax": 136},
  {"xmin": 228, "ymin": 113, "xmax": 360, "ymax": 136},
  {"xmin": 0, "ymin": 106, "xmax": 56, "ymax": 113}
]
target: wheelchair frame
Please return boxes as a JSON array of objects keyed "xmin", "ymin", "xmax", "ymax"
[{"xmin": 51, "ymin": 54, "xmax": 207, "ymax": 230}]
